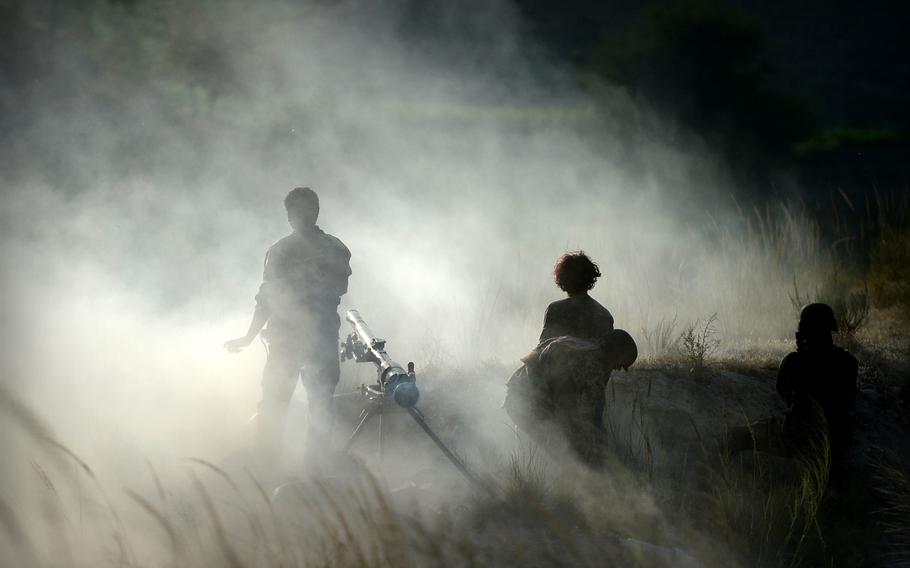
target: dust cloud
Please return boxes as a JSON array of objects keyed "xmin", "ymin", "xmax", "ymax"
[{"xmin": 0, "ymin": 2, "xmax": 812, "ymax": 565}]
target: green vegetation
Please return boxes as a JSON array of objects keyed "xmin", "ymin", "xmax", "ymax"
[
  {"xmin": 0, "ymin": 2, "xmax": 906, "ymax": 566},
  {"xmin": 795, "ymin": 128, "xmax": 908, "ymax": 156},
  {"xmin": 678, "ymin": 313, "xmax": 721, "ymax": 373},
  {"xmin": 870, "ymin": 452, "xmax": 910, "ymax": 566},
  {"xmin": 640, "ymin": 314, "xmax": 679, "ymax": 358},
  {"xmin": 2, "ymin": 282, "xmax": 908, "ymax": 568},
  {"xmin": 588, "ymin": 1, "xmax": 816, "ymax": 169},
  {"xmin": 684, "ymin": 415, "xmax": 832, "ymax": 567},
  {"xmin": 869, "ymin": 225, "xmax": 910, "ymax": 317},
  {"xmin": 790, "ymin": 274, "xmax": 870, "ymax": 338}
]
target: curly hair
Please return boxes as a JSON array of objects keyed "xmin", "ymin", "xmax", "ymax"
[
  {"xmin": 554, "ymin": 251, "xmax": 602, "ymax": 294},
  {"xmin": 284, "ymin": 186, "xmax": 319, "ymax": 213}
]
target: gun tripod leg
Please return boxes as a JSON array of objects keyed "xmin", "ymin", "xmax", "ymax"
[
  {"xmin": 377, "ymin": 413, "xmax": 384, "ymax": 463},
  {"xmin": 406, "ymin": 407, "xmax": 498, "ymax": 498},
  {"xmin": 344, "ymin": 408, "xmax": 374, "ymax": 452}
]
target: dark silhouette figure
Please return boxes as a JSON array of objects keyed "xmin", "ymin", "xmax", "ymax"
[
  {"xmin": 505, "ymin": 252, "xmax": 636, "ymax": 467},
  {"xmin": 225, "ymin": 187, "xmax": 351, "ymax": 462},
  {"xmin": 539, "ymin": 252, "xmax": 614, "ymax": 343},
  {"xmin": 727, "ymin": 303, "xmax": 858, "ymax": 477},
  {"xmin": 777, "ymin": 303, "xmax": 858, "ymax": 472}
]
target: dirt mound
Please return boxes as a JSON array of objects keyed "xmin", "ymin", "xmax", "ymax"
[{"xmin": 605, "ymin": 367, "xmax": 782, "ymax": 473}]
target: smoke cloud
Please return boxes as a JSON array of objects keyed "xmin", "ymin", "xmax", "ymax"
[{"xmin": 0, "ymin": 2, "xmax": 818, "ymax": 565}]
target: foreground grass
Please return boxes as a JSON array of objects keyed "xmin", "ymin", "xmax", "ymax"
[
  {"xmin": 5, "ymin": 339, "xmax": 906, "ymax": 568},
  {"xmin": 2, "ymin": 192, "xmax": 907, "ymax": 566}
]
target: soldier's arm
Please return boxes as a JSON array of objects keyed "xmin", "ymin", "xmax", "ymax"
[
  {"xmin": 224, "ymin": 303, "xmax": 268, "ymax": 353},
  {"xmin": 539, "ymin": 304, "xmax": 561, "ymax": 343},
  {"xmin": 601, "ymin": 307, "xmax": 615, "ymax": 335},
  {"xmin": 335, "ymin": 241, "xmax": 352, "ymax": 296},
  {"xmin": 224, "ymin": 251, "xmax": 272, "ymax": 353},
  {"xmin": 844, "ymin": 352, "xmax": 859, "ymax": 415},
  {"xmin": 243, "ymin": 305, "xmax": 269, "ymax": 339},
  {"xmin": 317, "ymin": 235, "xmax": 352, "ymax": 298},
  {"xmin": 776, "ymin": 353, "xmax": 796, "ymax": 405},
  {"xmin": 246, "ymin": 248, "xmax": 276, "ymax": 336}
]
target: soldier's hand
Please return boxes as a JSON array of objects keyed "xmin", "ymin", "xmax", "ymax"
[{"xmin": 223, "ymin": 336, "xmax": 254, "ymax": 353}]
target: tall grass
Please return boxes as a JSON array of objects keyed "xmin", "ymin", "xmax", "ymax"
[
  {"xmin": 0, "ymin": 382, "xmax": 681, "ymax": 567},
  {"xmin": 2, "ymin": 189, "xmax": 905, "ymax": 566},
  {"xmin": 2, "ymin": 354, "xmax": 899, "ymax": 568},
  {"xmin": 870, "ymin": 452, "xmax": 910, "ymax": 567},
  {"xmin": 640, "ymin": 314, "xmax": 678, "ymax": 358},
  {"xmin": 688, "ymin": 415, "xmax": 832, "ymax": 568},
  {"xmin": 0, "ymin": 383, "xmax": 422, "ymax": 567},
  {"xmin": 790, "ymin": 273, "xmax": 870, "ymax": 337},
  {"xmin": 694, "ymin": 189, "xmax": 908, "ymax": 345},
  {"xmin": 407, "ymin": 188, "xmax": 905, "ymax": 363}
]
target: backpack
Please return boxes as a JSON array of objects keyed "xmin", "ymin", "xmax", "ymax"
[{"xmin": 504, "ymin": 331, "xmax": 638, "ymax": 430}]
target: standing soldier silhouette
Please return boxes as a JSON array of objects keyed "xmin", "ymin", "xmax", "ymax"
[{"xmin": 224, "ymin": 187, "xmax": 351, "ymax": 462}]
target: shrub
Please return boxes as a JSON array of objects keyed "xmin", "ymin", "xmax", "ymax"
[
  {"xmin": 869, "ymin": 226, "xmax": 910, "ymax": 316},
  {"xmin": 790, "ymin": 272, "xmax": 870, "ymax": 337},
  {"xmin": 678, "ymin": 313, "xmax": 720, "ymax": 372}
]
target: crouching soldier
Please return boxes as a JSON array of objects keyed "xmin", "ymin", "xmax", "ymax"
[
  {"xmin": 504, "ymin": 252, "xmax": 637, "ymax": 466},
  {"xmin": 726, "ymin": 303, "xmax": 858, "ymax": 479}
]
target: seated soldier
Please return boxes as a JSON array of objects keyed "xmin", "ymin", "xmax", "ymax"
[
  {"xmin": 538, "ymin": 251, "xmax": 615, "ymax": 344},
  {"xmin": 726, "ymin": 303, "xmax": 858, "ymax": 478},
  {"xmin": 505, "ymin": 252, "xmax": 637, "ymax": 466}
]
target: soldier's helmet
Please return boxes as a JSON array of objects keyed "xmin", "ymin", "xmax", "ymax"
[
  {"xmin": 602, "ymin": 329, "xmax": 638, "ymax": 371},
  {"xmin": 798, "ymin": 303, "xmax": 838, "ymax": 334}
]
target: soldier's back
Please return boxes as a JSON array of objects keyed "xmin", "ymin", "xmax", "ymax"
[
  {"xmin": 540, "ymin": 294, "xmax": 614, "ymax": 343},
  {"xmin": 260, "ymin": 228, "xmax": 351, "ymax": 328},
  {"xmin": 779, "ymin": 346, "xmax": 857, "ymax": 432}
]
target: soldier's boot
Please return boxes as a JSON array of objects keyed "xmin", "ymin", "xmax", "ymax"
[{"xmin": 252, "ymin": 399, "xmax": 291, "ymax": 467}]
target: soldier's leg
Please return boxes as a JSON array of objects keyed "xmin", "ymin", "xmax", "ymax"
[
  {"xmin": 257, "ymin": 338, "xmax": 302, "ymax": 463},
  {"xmin": 827, "ymin": 423, "xmax": 853, "ymax": 481},
  {"xmin": 725, "ymin": 425, "xmax": 756, "ymax": 456},
  {"xmin": 574, "ymin": 386, "xmax": 609, "ymax": 467},
  {"xmin": 504, "ymin": 366, "xmax": 541, "ymax": 436},
  {"xmin": 504, "ymin": 390, "xmax": 553, "ymax": 449},
  {"xmin": 572, "ymin": 411, "xmax": 609, "ymax": 467},
  {"xmin": 301, "ymin": 334, "xmax": 341, "ymax": 451},
  {"xmin": 590, "ymin": 382, "xmax": 607, "ymax": 431},
  {"xmin": 724, "ymin": 417, "xmax": 787, "ymax": 457}
]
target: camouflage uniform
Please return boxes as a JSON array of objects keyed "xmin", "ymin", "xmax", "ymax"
[
  {"xmin": 254, "ymin": 226, "xmax": 351, "ymax": 457},
  {"xmin": 539, "ymin": 294, "xmax": 616, "ymax": 441},
  {"xmin": 505, "ymin": 294, "xmax": 635, "ymax": 466}
]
